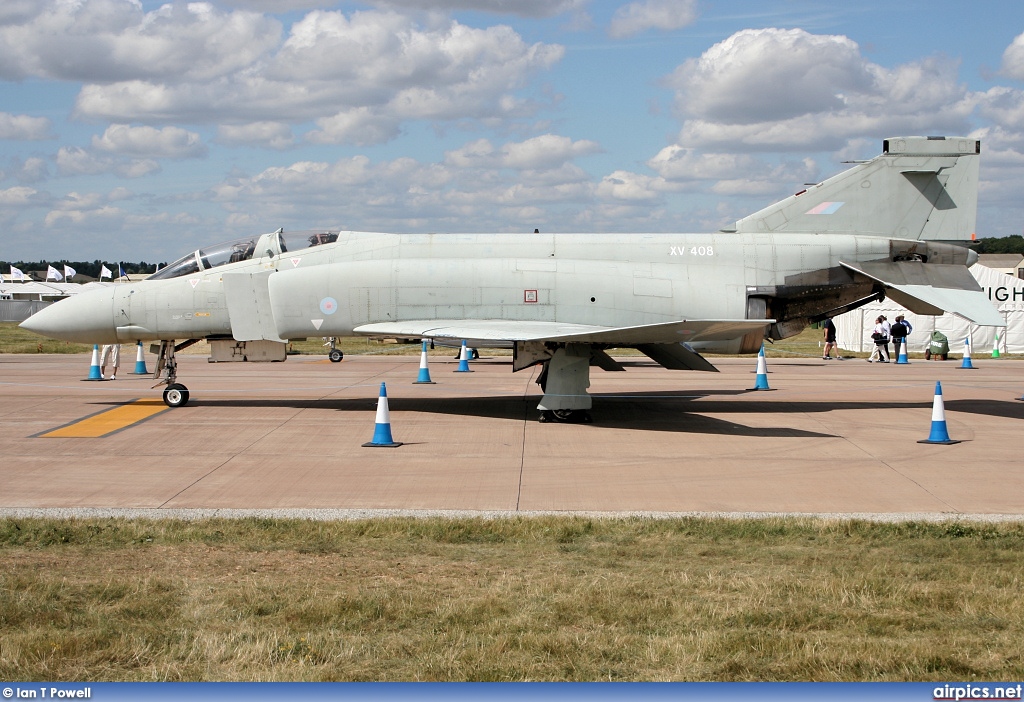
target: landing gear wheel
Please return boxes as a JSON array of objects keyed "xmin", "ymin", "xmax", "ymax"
[
  {"xmin": 539, "ymin": 409, "xmax": 592, "ymax": 424},
  {"xmin": 328, "ymin": 349, "xmax": 344, "ymax": 363},
  {"xmin": 163, "ymin": 383, "xmax": 190, "ymax": 408}
]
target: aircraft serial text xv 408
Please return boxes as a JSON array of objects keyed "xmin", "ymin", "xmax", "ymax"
[{"xmin": 22, "ymin": 136, "xmax": 1004, "ymax": 422}]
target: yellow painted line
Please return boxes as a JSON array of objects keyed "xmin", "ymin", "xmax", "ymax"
[{"xmin": 38, "ymin": 399, "xmax": 170, "ymax": 438}]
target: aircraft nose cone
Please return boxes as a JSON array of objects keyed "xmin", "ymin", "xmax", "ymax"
[{"xmin": 20, "ymin": 287, "xmax": 120, "ymax": 344}]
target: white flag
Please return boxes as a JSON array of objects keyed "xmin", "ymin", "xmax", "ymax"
[
  {"xmin": 46, "ymin": 265, "xmax": 63, "ymax": 281},
  {"xmin": 10, "ymin": 266, "xmax": 25, "ymax": 282},
  {"xmin": 99, "ymin": 265, "xmax": 112, "ymax": 280},
  {"xmin": 64, "ymin": 264, "xmax": 76, "ymax": 280}
]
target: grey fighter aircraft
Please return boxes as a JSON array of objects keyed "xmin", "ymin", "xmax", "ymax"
[{"xmin": 22, "ymin": 136, "xmax": 1004, "ymax": 421}]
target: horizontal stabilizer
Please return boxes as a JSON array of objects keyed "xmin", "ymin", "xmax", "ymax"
[
  {"xmin": 354, "ymin": 318, "xmax": 773, "ymax": 347},
  {"xmin": 840, "ymin": 260, "xmax": 1005, "ymax": 326}
]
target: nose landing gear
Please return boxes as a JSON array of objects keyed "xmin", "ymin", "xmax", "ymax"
[{"xmin": 153, "ymin": 339, "xmax": 200, "ymax": 407}]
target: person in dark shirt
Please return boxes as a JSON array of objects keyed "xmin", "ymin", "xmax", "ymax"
[{"xmin": 822, "ymin": 317, "xmax": 839, "ymax": 359}]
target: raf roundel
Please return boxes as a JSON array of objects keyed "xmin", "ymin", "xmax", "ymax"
[{"xmin": 319, "ymin": 297, "xmax": 338, "ymax": 315}]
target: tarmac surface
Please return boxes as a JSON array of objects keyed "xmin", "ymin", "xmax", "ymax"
[{"xmin": 2, "ymin": 350, "xmax": 1024, "ymax": 519}]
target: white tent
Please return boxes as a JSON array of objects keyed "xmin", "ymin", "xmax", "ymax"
[{"xmin": 834, "ymin": 264, "xmax": 1022, "ymax": 354}]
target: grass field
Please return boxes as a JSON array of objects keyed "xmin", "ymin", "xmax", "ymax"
[{"xmin": 2, "ymin": 517, "xmax": 1024, "ymax": 681}]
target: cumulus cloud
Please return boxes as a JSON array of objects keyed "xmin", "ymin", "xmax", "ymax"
[
  {"xmin": 57, "ymin": 146, "xmax": 160, "ymax": 179},
  {"xmin": 218, "ymin": 0, "xmax": 587, "ymax": 15},
  {"xmin": 1001, "ymin": 32, "xmax": 1024, "ymax": 81},
  {"xmin": 0, "ymin": 112, "xmax": 52, "ymax": 140},
  {"xmin": 608, "ymin": 0, "xmax": 697, "ymax": 39},
  {"xmin": 2, "ymin": 3, "xmax": 565, "ymax": 145},
  {"xmin": 0, "ymin": 0, "xmax": 281, "ymax": 83},
  {"xmin": 91, "ymin": 124, "xmax": 206, "ymax": 158},
  {"xmin": 217, "ymin": 122, "xmax": 295, "ymax": 149},
  {"xmin": 0, "ymin": 186, "xmax": 41, "ymax": 207},
  {"xmin": 359, "ymin": 0, "xmax": 586, "ymax": 16},
  {"xmin": 210, "ymin": 134, "xmax": 603, "ymax": 229},
  {"xmin": 666, "ymin": 28, "xmax": 973, "ymax": 151},
  {"xmin": 444, "ymin": 134, "xmax": 600, "ymax": 169}
]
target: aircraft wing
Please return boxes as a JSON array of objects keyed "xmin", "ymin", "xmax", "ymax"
[
  {"xmin": 839, "ymin": 260, "xmax": 1005, "ymax": 326},
  {"xmin": 353, "ymin": 318, "xmax": 773, "ymax": 346}
]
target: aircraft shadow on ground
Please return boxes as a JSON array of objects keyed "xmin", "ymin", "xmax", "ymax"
[
  {"xmin": 96, "ymin": 390, "xmax": 1024, "ymax": 436},
  {"xmin": 154, "ymin": 388, "xmax": 967, "ymax": 437}
]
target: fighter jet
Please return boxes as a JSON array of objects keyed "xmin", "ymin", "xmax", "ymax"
[{"xmin": 21, "ymin": 136, "xmax": 1003, "ymax": 421}]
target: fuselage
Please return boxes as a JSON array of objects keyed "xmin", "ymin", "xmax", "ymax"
[{"xmin": 21, "ymin": 229, "xmax": 975, "ymax": 353}]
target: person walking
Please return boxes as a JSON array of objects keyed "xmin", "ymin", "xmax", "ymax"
[
  {"xmin": 822, "ymin": 317, "xmax": 839, "ymax": 359},
  {"xmin": 890, "ymin": 315, "xmax": 909, "ymax": 358},
  {"xmin": 867, "ymin": 316, "xmax": 890, "ymax": 363},
  {"xmin": 100, "ymin": 343, "xmax": 121, "ymax": 379}
]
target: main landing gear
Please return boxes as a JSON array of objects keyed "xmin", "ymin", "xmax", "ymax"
[
  {"xmin": 153, "ymin": 339, "xmax": 200, "ymax": 407},
  {"xmin": 534, "ymin": 345, "xmax": 595, "ymax": 424},
  {"xmin": 325, "ymin": 337, "xmax": 344, "ymax": 362}
]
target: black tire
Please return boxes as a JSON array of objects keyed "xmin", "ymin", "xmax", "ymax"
[
  {"xmin": 329, "ymin": 349, "xmax": 344, "ymax": 362},
  {"xmin": 163, "ymin": 383, "xmax": 190, "ymax": 408}
]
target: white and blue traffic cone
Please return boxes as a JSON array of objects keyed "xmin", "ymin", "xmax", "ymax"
[
  {"xmin": 85, "ymin": 344, "xmax": 102, "ymax": 381},
  {"xmin": 455, "ymin": 340, "xmax": 473, "ymax": 372},
  {"xmin": 959, "ymin": 337, "xmax": 976, "ymax": 370},
  {"xmin": 896, "ymin": 338, "xmax": 909, "ymax": 364},
  {"xmin": 917, "ymin": 381, "xmax": 961, "ymax": 445},
  {"xmin": 413, "ymin": 339, "xmax": 435, "ymax": 384},
  {"xmin": 130, "ymin": 340, "xmax": 149, "ymax": 375},
  {"xmin": 362, "ymin": 382, "xmax": 402, "ymax": 448},
  {"xmin": 750, "ymin": 344, "xmax": 771, "ymax": 390}
]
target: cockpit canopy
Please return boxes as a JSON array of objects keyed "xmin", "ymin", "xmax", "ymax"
[{"xmin": 148, "ymin": 229, "xmax": 339, "ymax": 281}]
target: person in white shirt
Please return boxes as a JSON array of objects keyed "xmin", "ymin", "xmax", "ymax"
[{"xmin": 867, "ymin": 317, "xmax": 890, "ymax": 363}]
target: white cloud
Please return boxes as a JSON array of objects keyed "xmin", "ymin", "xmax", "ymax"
[
  {"xmin": 0, "ymin": 0, "xmax": 281, "ymax": 83},
  {"xmin": 0, "ymin": 186, "xmax": 40, "ymax": 206},
  {"xmin": 608, "ymin": 0, "xmax": 697, "ymax": 39},
  {"xmin": 646, "ymin": 146, "xmax": 761, "ymax": 180},
  {"xmin": 1001, "ymin": 32, "xmax": 1024, "ymax": 81},
  {"xmin": 56, "ymin": 146, "xmax": 160, "ymax": 178},
  {"xmin": 36, "ymin": 5, "xmax": 564, "ymax": 145},
  {"xmin": 596, "ymin": 170, "xmax": 674, "ymax": 201},
  {"xmin": 444, "ymin": 134, "xmax": 600, "ymax": 169},
  {"xmin": 0, "ymin": 112, "xmax": 51, "ymax": 140},
  {"xmin": 219, "ymin": 0, "xmax": 587, "ymax": 15},
  {"xmin": 666, "ymin": 28, "xmax": 973, "ymax": 151},
  {"xmin": 92, "ymin": 124, "xmax": 206, "ymax": 158},
  {"xmin": 14, "ymin": 157, "xmax": 49, "ymax": 183},
  {"xmin": 217, "ymin": 122, "xmax": 295, "ymax": 149}
]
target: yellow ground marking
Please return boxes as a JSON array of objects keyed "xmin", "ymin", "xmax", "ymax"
[{"xmin": 38, "ymin": 399, "xmax": 170, "ymax": 438}]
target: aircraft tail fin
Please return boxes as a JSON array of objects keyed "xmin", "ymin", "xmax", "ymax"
[{"xmin": 731, "ymin": 136, "xmax": 980, "ymax": 242}]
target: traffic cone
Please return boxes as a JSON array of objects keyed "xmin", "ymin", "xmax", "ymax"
[
  {"xmin": 362, "ymin": 382, "xmax": 402, "ymax": 447},
  {"xmin": 454, "ymin": 340, "xmax": 473, "ymax": 372},
  {"xmin": 130, "ymin": 340, "xmax": 149, "ymax": 374},
  {"xmin": 895, "ymin": 338, "xmax": 909, "ymax": 364},
  {"xmin": 917, "ymin": 381, "xmax": 961, "ymax": 445},
  {"xmin": 992, "ymin": 331, "xmax": 1001, "ymax": 358},
  {"xmin": 85, "ymin": 344, "xmax": 103, "ymax": 381},
  {"xmin": 750, "ymin": 344, "xmax": 771, "ymax": 390},
  {"xmin": 959, "ymin": 337, "xmax": 976, "ymax": 370},
  {"xmin": 413, "ymin": 339, "xmax": 435, "ymax": 384}
]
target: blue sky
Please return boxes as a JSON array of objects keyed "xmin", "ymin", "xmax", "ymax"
[{"xmin": 3, "ymin": 0, "xmax": 1024, "ymax": 264}]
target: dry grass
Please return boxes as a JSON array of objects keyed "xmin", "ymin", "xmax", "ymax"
[{"xmin": 2, "ymin": 517, "xmax": 1023, "ymax": 681}]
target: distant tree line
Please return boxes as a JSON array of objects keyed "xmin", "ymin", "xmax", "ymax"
[
  {"xmin": 0, "ymin": 260, "xmax": 167, "ymax": 278},
  {"xmin": 974, "ymin": 236, "xmax": 1024, "ymax": 254}
]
